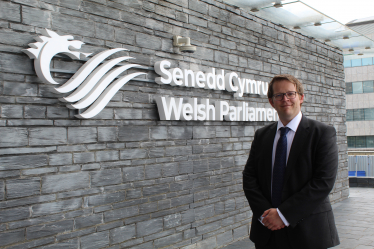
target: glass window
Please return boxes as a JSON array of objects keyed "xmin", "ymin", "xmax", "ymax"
[
  {"xmin": 355, "ymin": 136, "xmax": 366, "ymax": 148},
  {"xmin": 351, "ymin": 59, "xmax": 362, "ymax": 67},
  {"xmin": 344, "ymin": 59, "xmax": 351, "ymax": 68},
  {"xmin": 367, "ymin": 136, "xmax": 374, "ymax": 148},
  {"xmin": 346, "ymin": 110, "xmax": 353, "ymax": 121},
  {"xmin": 352, "ymin": 82, "xmax": 363, "ymax": 94},
  {"xmin": 353, "ymin": 109, "xmax": 364, "ymax": 121},
  {"xmin": 363, "ymin": 80, "xmax": 374, "ymax": 93},
  {"xmin": 347, "ymin": 137, "xmax": 355, "ymax": 148},
  {"xmin": 346, "ymin": 82, "xmax": 353, "ymax": 94},
  {"xmin": 362, "ymin": 57, "xmax": 373, "ymax": 66},
  {"xmin": 364, "ymin": 109, "xmax": 374, "ymax": 120}
]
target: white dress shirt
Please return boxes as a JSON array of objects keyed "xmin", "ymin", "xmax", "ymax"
[{"xmin": 272, "ymin": 111, "xmax": 302, "ymax": 226}]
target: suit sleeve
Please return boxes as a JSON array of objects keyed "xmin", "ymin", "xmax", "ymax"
[
  {"xmin": 278, "ymin": 125, "xmax": 338, "ymax": 227},
  {"xmin": 243, "ymin": 130, "xmax": 273, "ymax": 220}
]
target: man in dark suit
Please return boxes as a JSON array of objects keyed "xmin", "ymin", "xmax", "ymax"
[{"xmin": 243, "ymin": 74, "xmax": 340, "ymax": 249}]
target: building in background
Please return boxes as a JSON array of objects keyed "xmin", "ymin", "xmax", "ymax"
[
  {"xmin": 343, "ymin": 16, "xmax": 374, "ymax": 179},
  {"xmin": 344, "ymin": 16, "xmax": 374, "ymax": 155}
]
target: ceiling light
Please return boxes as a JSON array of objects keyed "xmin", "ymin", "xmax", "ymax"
[
  {"xmin": 348, "ymin": 48, "xmax": 354, "ymax": 52},
  {"xmin": 274, "ymin": 3, "xmax": 283, "ymax": 8},
  {"xmin": 293, "ymin": 26, "xmax": 301, "ymax": 29},
  {"xmin": 365, "ymin": 47, "xmax": 371, "ymax": 49},
  {"xmin": 250, "ymin": 8, "xmax": 259, "ymax": 12},
  {"xmin": 343, "ymin": 36, "xmax": 349, "ymax": 39},
  {"xmin": 314, "ymin": 22, "xmax": 321, "ymax": 26}
]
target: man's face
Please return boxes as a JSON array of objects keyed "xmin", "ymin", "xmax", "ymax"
[{"xmin": 269, "ymin": 80, "xmax": 304, "ymax": 125}]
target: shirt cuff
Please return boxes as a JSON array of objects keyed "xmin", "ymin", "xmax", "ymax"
[
  {"xmin": 277, "ymin": 208, "xmax": 289, "ymax": 227},
  {"xmin": 258, "ymin": 216, "xmax": 265, "ymax": 226}
]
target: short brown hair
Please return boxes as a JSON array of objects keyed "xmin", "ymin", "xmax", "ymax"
[{"xmin": 267, "ymin": 74, "xmax": 304, "ymax": 99}]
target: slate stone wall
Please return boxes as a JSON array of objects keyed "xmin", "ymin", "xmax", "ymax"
[{"xmin": 0, "ymin": 0, "xmax": 348, "ymax": 248}]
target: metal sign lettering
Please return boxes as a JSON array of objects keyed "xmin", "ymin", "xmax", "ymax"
[{"xmin": 23, "ymin": 29, "xmax": 277, "ymax": 121}]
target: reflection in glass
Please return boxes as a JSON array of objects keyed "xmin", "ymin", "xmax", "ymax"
[
  {"xmin": 362, "ymin": 57, "xmax": 373, "ymax": 66},
  {"xmin": 367, "ymin": 136, "xmax": 374, "ymax": 148},
  {"xmin": 346, "ymin": 110, "xmax": 353, "ymax": 121},
  {"xmin": 347, "ymin": 137, "xmax": 355, "ymax": 148},
  {"xmin": 346, "ymin": 83, "xmax": 353, "ymax": 94},
  {"xmin": 353, "ymin": 109, "xmax": 364, "ymax": 121},
  {"xmin": 364, "ymin": 109, "xmax": 374, "ymax": 120},
  {"xmin": 356, "ymin": 136, "xmax": 366, "ymax": 148},
  {"xmin": 347, "ymin": 108, "xmax": 374, "ymax": 121},
  {"xmin": 363, "ymin": 81, "xmax": 374, "ymax": 93},
  {"xmin": 344, "ymin": 60, "xmax": 351, "ymax": 68},
  {"xmin": 348, "ymin": 136, "xmax": 374, "ymax": 148},
  {"xmin": 351, "ymin": 59, "xmax": 362, "ymax": 67},
  {"xmin": 352, "ymin": 82, "xmax": 363, "ymax": 94}
]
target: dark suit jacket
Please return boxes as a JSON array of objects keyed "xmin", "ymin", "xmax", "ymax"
[{"xmin": 243, "ymin": 114, "xmax": 340, "ymax": 249}]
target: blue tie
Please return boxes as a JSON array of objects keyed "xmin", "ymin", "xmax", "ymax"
[{"xmin": 272, "ymin": 127, "xmax": 290, "ymax": 208}]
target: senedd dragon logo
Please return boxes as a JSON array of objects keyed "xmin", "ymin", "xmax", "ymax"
[{"xmin": 23, "ymin": 29, "xmax": 145, "ymax": 119}]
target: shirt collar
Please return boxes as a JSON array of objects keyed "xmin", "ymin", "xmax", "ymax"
[{"xmin": 276, "ymin": 112, "xmax": 302, "ymax": 133}]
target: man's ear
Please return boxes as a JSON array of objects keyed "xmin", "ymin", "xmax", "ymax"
[
  {"xmin": 299, "ymin": 94, "xmax": 304, "ymax": 104},
  {"xmin": 269, "ymin": 98, "xmax": 275, "ymax": 108}
]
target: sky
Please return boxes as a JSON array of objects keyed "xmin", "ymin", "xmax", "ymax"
[{"xmin": 302, "ymin": 0, "xmax": 374, "ymax": 24}]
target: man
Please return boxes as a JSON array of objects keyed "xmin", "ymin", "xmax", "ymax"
[{"xmin": 243, "ymin": 74, "xmax": 340, "ymax": 249}]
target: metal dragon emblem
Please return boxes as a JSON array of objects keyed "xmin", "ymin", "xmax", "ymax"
[{"xmin": 22, "ymin": 29, "xmax": 145, "ymax": 119}]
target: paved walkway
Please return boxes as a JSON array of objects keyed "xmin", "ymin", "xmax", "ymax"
[{"xmin": 222, "ymin": 187, "xmax": 374, "ymax": 249}]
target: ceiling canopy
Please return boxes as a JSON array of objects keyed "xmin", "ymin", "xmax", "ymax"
[{"xmin": 223, "ymin": 0, "xmax": 374, "ymax": 60}]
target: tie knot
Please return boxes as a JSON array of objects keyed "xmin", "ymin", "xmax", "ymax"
[{"xmin": 280, "ymin": 127, "xmax": 290, "ymax": 137}]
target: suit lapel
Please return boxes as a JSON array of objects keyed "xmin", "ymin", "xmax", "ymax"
[
  {"xmin": 284, "ymin": 115, "xmax": 310, "ymax": 184},
  {"xmin": 263, "ymin": 123, "xmax": 277, "ymax": 198}
]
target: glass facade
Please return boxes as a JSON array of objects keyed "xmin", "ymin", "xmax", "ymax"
[
  {"xmin": 344, "ymin": 57, "xmax": 374, "ymax": 68},
  {"xmin": 352, "ymin": 82, "xmax": 363, "ymax": 94},
  {"xmin": 346, "ymin": 82, "xmax": 353, "ymax": 94},
  {"xmin": 346, "ymin": 80, "xmax": 374, "ymax": 94},
  {"xmin": 365, "ymin": 109, "xmax": 374, "ymax": 120},
  {"xmin": 362, "ymin": 57, "xmax": 373, "ymax": 66},
  {"xmin": 353, "ymin": 109, "xmax": 364, "ymax": 121},
  {"xmin": 344, "ymin": 60, "xmax": 351, "ymax": 68},
  {"xmin": 347, "ymin": 108, "xmax": 374, "ymax": 121},
  {"xmin": 363, "ymin": 81, "xmax": 374, "ymax": 93},
  {"xmin": 347, "ymin": 137, "xmax": 355, "ymax": 148},
  {"xmin": 348, "ymin": 136, "xmax": 374, "ymax": 148},
  {"xmin": 346, "ymin": 55, "xmax": 374, "ymax": 150},
  {"xmin": 351, "ymin": 59, "xmax": 362, "ymax": 67}
]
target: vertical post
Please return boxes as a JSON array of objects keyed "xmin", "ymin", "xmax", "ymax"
[{"xmin": 369, "ymin": 155, "xmax": 371, "ymax": 177}]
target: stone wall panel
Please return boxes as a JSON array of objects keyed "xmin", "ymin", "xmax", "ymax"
[{"xmin": 0, "ymin": 0, "xmax": 347, "ymax": 248}]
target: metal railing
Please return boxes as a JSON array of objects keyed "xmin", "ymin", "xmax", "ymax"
[{"xmin": 348, "ymin": 155, "xmax": 374, "ymax": 177}]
